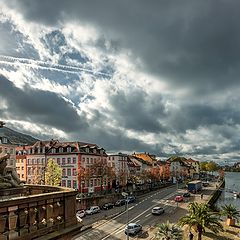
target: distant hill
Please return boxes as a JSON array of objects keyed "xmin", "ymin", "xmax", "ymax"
[{"xmin": 0, "ymin": 126, "xmax": 38, "ymax": 145}]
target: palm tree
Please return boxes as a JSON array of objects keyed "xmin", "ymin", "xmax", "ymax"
[
  {"xmin": 155, "ymin": 221, "xmax": 182, "ymax": 240},
  {"xmin": 221, "ymin": 204, "xmax": 240, "ymax": 226},
  {"xmin": 179, "ymin": 202, "xmax": 223, "ymax": 240}
]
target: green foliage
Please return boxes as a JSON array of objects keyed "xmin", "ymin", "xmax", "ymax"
[
  {"xmin": 179, "ymin": 202, "xmax": 223, "ymax": 240},
  {"xmin": 155, "ymin": 220, "xmax": 182, "ymax": 240},
  {"xmin": 45, "ymin": 158, "xmax": 62, "ymax": 186},
  {"xmin": 200, "ymin": 161, "xmax": 219, "ymax": 172},
  {"xmin": 221, "ymin": 204, "xmax": 240, "ymax": 220}
]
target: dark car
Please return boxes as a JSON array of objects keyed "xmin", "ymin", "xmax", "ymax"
[
  {"xmin": 125, "ymin": 196, "xmax": 136, "ymax": 204},
  {"xmin": 182, "ymin": 192, "xmax": 191, "ymax": 198},
  {"xmin": 115, "ymin": 199, "xmax": 126, "ymax": 206},
  {"xmin": 102, "ymin": 202, "xmax": 114, "ymax": 210}
]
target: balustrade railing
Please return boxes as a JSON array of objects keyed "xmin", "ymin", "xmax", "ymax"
[{"xmin": 0, "ymin": 185, "xmax": 77, "ymax": 240}]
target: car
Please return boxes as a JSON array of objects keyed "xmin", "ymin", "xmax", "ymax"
[
  {"xmin": 114, "ymin": 199, "xmax": 126, "ymax": 206},
  {"xmin": 151, "ymin": 206, "xmax": 165, "ymax": 215},
  {"xmin": 125, "ymin": 223, "xmax": 142, "ymax": 235},
  {"xmin": 125, "ymin": 196, "xmax": 136, "ymax": 204},
  {"xmin": 175, "ymin": 195, "xmax": 184, "ymax": 202},
  {"xmin": 182, "ymin": 192, "xmax": 191, "ymax": 198},
  {"xmin": 85, "ymin": 206, "xmax": 100, "ymax": 215},
  {"xmin": 102, "ymin": 202, "xmax": 114, "ymax": 210},
  {"xmin": 76, "ymin": 209, "xmax": 86, "ymax": 218}
]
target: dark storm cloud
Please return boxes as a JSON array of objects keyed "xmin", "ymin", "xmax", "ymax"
[
  {"xmin": 169, "ymin": 103, "xmax": 240, "ymax": 133},
  {"xmin": 6, "ymin": 0, "xmax": 240, "ymax": 93},
  {"xmin": 109, "ymin": 89, "xmax": 167, "ymax": 133},
  {"xmin": 0, "ymin": 74, "xmax": 88, "ymax": 131}
]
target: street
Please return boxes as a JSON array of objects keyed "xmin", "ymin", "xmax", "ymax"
[{"xmin": 72, "ymin": 185, "xmax": 184, "ymax": 240}]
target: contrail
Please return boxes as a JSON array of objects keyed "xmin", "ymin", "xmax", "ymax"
[{"xmin": 0, "ymin": 54, "xmax": 112, "ymax": 77}]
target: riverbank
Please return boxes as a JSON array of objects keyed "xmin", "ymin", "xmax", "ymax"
[{"xmin": 147, "ymin": 181, "xmax": 240, "ymax": 239}]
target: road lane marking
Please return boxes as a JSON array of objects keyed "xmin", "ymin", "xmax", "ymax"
[{"xmin": 145, "ymin": 213, "xmax": 151, "ymax": 218}]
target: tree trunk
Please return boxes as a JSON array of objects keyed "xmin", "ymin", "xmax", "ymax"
[{"xmin": 197, "ymin": 228, "xmax": 202, "ymax": 240}]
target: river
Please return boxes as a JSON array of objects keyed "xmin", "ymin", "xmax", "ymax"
[{"xmin": 216, "ymin": 172, "xmax": 240, "ymax": 210}]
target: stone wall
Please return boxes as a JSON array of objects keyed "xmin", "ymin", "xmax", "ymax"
[{"xmin": 0, "ymin": 185, "xmax": 77, "ymax": 240}]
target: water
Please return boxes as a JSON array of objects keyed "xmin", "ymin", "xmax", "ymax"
[{"xmin": 216, "ymin": 172, "xmax": 240, "ymax": 210}]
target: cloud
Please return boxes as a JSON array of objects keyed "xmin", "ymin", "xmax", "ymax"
[
  {"xmin": 5, "ymin": 0, "xmax": 240, "ymax": 94},
  {"xmin": 0, "ymin": 74, "xmax": 88, "ymax": 132},
  {"xmin": 1, "ymin": 1, "xmax": 240, "ymax": 164}
]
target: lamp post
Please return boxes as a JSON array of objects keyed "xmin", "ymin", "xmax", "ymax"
[
  {"xmin": 122, "ymin": 192, "xmax": 129, "ymax": 240},
  {"xmin": 81, "ymin": 180, "xmax": 85, "ymax": 208}
]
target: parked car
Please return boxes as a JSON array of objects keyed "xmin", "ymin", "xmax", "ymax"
[
  {"xmin": 76, "ymin": 209, "xmax": 86, "ymax": 218},
  {"xmin": 115, "ymin": 199, "xmax": 126, "ymax": 206},
  {"xmin": 102, "ymin": 202, "xmax": 114, "ymax": 210},
  {"xmin": 125, "ymin": 223, "xmax": 142, "ymax": 235},
  {"xmin": 182, "ymin": 192, "xmax": 191, "ymax": 198},
  {"xmin": 85, "ymin": 206, "xmax": 100, "ymax": 215},
  {"xmin": 151, "ymin": 206, "xmax": 165, "ymax": 215},
  {"xmin": 175, "ymin": 195, "xmax": 184, "ymax": 202},
  {"xmin": 126, "ymin": 196, "xmax": 136, "ymax": 204}
]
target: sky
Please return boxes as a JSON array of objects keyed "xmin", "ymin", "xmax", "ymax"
[{"xmin": 0, "ymin": 0, "xmax": 240, "ymax": 164}]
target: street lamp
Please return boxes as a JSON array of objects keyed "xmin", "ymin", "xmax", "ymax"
[
  {"xmin": 122, "ymin": 192, "xmax": 129, "ymax": 240},
  {"xmin": 81, "ymin": 180, "xmax": 85, "ymax": 208}
]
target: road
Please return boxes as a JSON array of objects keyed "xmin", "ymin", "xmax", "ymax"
[{"xmin": 72, "ymin": 185, "xmax": 185, "ymax": 240}]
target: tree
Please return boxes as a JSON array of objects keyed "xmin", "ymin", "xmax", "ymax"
[
  {"xmin": 155, "ymin": 221, "xmax": 182, "ymax": 240},
  {"xmin": 45, "ymin": 158, "xmax": 62, "ymax": 186},
  {"xmin": 179, "ymin": 202, "xmax": 223, "ymax": 240},
  {"xmin": 221, "ymin": 204, "xmax": 240, "ymax": 226}
]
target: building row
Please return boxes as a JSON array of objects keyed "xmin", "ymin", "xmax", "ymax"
[{"xmin": 0, "ymin": 125, "xmax": 200, "ymax": 194}]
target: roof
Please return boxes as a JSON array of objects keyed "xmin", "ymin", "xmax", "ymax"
[{"xmin": 132, "ymin": 152, "xmax": 157, "ymax": 165}]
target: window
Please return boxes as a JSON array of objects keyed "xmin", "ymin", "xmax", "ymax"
[
  {"xmin": 21, "ymin": 166, "xmax": 24, "ymax": 170},
  {"xmin": 62, "ymin": 158, "xmax": 65, "ymax": 165},
  {"xmin": 62, "ymin": 169, "xmax": 66, "ymax": 176},
  {"xmin": 3, "ymin": 137, "xmax": 7, "ymax": 143},
  {"xmin": 0, "ymin": 147, "xmax": 2, "ymax": 153},
  {"xmin": 73, "ymin": 168, "xmax": 76, "ymax": 176},
  {"xmin": 72, "ymin": 157, "xmax": 76, "ymax": 164},
  {"xmin": 21, "ymin": 174, "xmax": 24, "ymax": 178},
  {"xmin": 59, "ymin": 147, "xmax": 63, "ymax": 153},
  {"xmin": 67, "ymin": 180, "xmax": 71, "ymax": 188},
  {"xmin": 57, "ymin": 158, "xmax": 60, "ymax": 165},
  {"xmin": 67, "ymin": 147, "xmax": 71, "ymax": 152},
  {"xmin": 67, "ymin": 158, "xmax": 71, "ymax": 164},
  {"xmin": 51, "ymin": 148, "xmax": 56, "ymax": 153},
  {"xmin": 67, "ymin": 169, "xmax": 71, "ymax": 176},
  {"xmin": 62, "ymin": 180, "xmax": 66, "ymax": 187},
  {"xmin": 10, "ymin": 148, "xmax": 14, "ymax": 154},
  {"xmin": 87, "ymin": 158, "xmax": 89, "ymax": 164},
  {"xmin": 85, "ymin": 148, "xmax": 89, "ymax": 153},
  {"xmin": 73, "ymin": 180, "xmax": 77, "ymax": 189},
  {"xmin": 37, "ymin": 159, "xmax": 40, "ymax": 164}
]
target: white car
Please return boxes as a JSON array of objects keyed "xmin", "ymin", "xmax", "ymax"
[
  {"xmin": 76, "ymin": 210, "xmax": 86, "ymax": 218},
  {"xmin": 125, "ymin": 223, "xmax": 142, "ymax": 235},
  {"xmin": 152, "ymin": 207, "xmax": 164, "ymax": 215},
  {"xmin": 85, "ymin": 206, "xmax": 100, "ymax": 215}
]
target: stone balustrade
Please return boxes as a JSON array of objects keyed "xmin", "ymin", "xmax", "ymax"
[{"xmin": 0, "ymin": 185, "xmax": 77, "ymax": 240}]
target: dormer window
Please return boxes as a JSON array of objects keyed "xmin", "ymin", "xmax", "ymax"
[
  {"xmin": 67, "ymin": 147, "xmax": 71, "ymax": 153},
  {"xmin": 93, "ymin": 149, "xmax": 97, "ymax": 154},
  {"xmin": 59, "ymin": 147, "xmax": 63, "ymax": 153},
  {"xmin": 2, "ymin": 137, "xmax": 7, "ymax": 144},
  {"xmin": 85, "ymin": 148, "xmax": 89, "ymax": 153},
  {"xmin": 51, "ymin": 148, "xmax": 56, "ymax": 153}
]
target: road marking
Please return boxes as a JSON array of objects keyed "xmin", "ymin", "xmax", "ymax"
[{"xmin": 145, "ymin": 213, "xmax": 151, "ymax": 218}]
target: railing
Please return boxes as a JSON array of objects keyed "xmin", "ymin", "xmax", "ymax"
[{"xmin": 0, "ymin": 185, "xmax": 77, "ymax": 240}]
